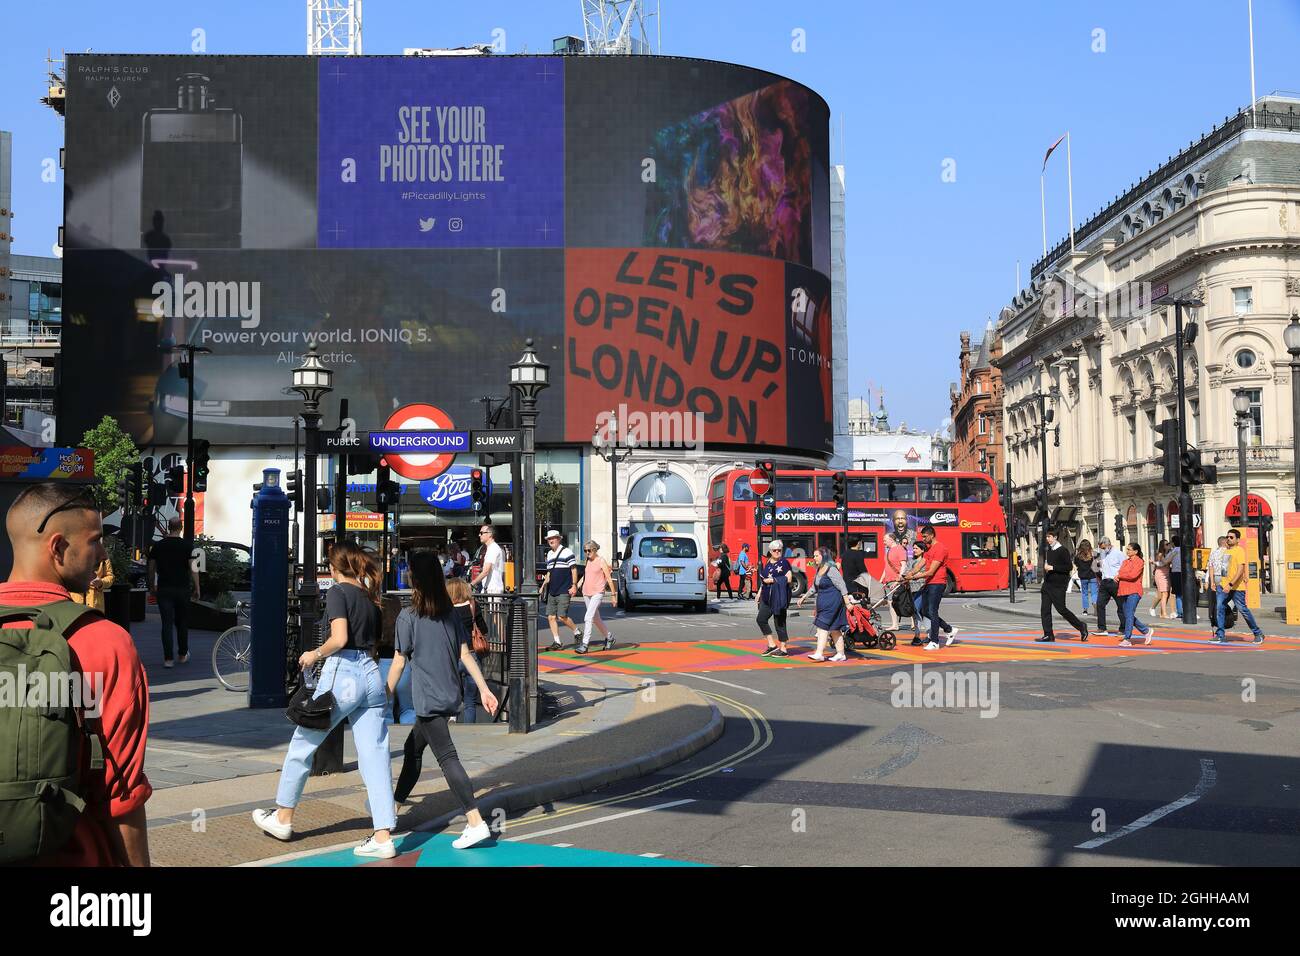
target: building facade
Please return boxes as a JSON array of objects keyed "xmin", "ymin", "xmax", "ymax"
[
  {"xmin": 949, "ymin": 321, "xmax": 1004, "ymax": 476},
  {"xmin": 845, "ymin": 394, "xmax": 951, "ymax": 471},
  {"xmin": 997, "ymin": 99, "xmax": 1300, "ymax": 588}
]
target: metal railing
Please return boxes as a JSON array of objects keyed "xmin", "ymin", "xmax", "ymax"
[
  {"xmin": 1209, "ymin": 443, "xmax": 1288, "ymax": 466},
  {"xmin": 1032, "ymin": 103, "xmax": 1300, "ymax": 279}
]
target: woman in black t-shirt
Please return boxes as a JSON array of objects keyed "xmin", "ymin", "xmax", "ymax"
[
  {"xmin": 388, "ymin": 551, "xmax": 498, "ymax": 850},
  {"xmin": 253, "ymin": 542, "xmax": 399, "ymax": 859}
]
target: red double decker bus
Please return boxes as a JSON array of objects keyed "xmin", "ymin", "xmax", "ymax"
[{"xmin": 707, "ymin": 468, "xmax": 1009, "ymax": 598}]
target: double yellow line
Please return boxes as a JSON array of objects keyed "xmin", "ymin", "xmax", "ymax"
[{"xmin": 503, "ymin": 691, "xmax": 773, "ymax": 834}]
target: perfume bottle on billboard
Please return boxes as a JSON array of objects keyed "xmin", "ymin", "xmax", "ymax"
[{"xmin": 140, "ymin": 73, "xmax": 243, "ymax": 250}]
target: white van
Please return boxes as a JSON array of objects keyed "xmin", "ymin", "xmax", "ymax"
[{"xmin": 617, "ymin": 532, "xmax": 708, "ymax": 612}]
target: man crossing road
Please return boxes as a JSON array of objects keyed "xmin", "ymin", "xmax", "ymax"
[
  {"xmin": 1094, "ymin": 537, "xmax": 1125, "ymax": 636},
  {"xmin": 1036, "ymin": 527, "xmax": 1089, "ymax": 643}
]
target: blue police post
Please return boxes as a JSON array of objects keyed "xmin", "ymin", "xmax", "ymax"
[{"xmin": 249, "ymin": 468, "xmax": 291, "ymax": 707}]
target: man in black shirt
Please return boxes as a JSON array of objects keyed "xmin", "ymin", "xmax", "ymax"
[
  {"xmin": 1036, "ymin": 527, "xmax": 1089, "ymax": 643},
  {"xmin": 148, "ymin": 516, "xmax": 200, "ymax": 666}
]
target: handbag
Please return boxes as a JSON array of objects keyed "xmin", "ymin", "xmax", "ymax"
[
  {"xmin": 469, "ymin": 599, "xmax": 490, "ymax": 656},
  {"xmin": 286, "ymin": 656, "xmax": 339, "ymax": 730}
]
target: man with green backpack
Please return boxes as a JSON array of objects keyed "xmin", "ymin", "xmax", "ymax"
[{"xmin": 0, "ymin": 483, "xmax": 152, "ymax": 865}]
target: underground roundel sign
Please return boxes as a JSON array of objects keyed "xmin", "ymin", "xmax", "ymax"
[{"xmin": 381, "ymin": 403, "xmax": 458, "ymax": 481}]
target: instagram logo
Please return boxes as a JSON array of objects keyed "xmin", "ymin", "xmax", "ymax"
[{"xmin": 448, "ymin": 217, "xmax": 464, "ymax": 232}]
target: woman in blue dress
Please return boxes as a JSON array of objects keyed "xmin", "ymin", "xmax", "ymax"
[
  {"xmin": 797, "ymin": 546, "xmax": 851, "ymax": 662},
  {"xmin": 755, "ymin": 540, "xmax": 792, "ymax": 657}
]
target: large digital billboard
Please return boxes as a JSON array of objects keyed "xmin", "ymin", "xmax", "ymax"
[{"xmin": 62, "ymin": 54, "xmax": 832, "ymax": 455}]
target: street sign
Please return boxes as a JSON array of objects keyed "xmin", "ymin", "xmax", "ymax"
[
  {"xmin": 749, "ymin": 468, "xmax": 771, "ymax": 495},
  {"xmin": 761, "ymin": 493, "xmax": 776, "ymax": 508},
  {"xmin": 310, "ymin": 429, "xmax": 366, "ymax": 454},
  {"xmin": 1170, "ymin": 514, "xmax": 1202, "ymax": 530},
  {"xmin": 380, "ymin": 403, "xmax": 459, "ymax": 480},
  {"xmin": 368, "ymin": 430, "xmax": 469, "ymax": 454},
  {"xmin": 470, "ymin": 429, "xmax": 522, "ymax": 453}
]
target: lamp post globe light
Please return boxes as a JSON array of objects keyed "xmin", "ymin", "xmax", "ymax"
[
  {"xmin": 1285, "ymin": 312, "xmax": 1300, "ymax": 513},
  {"xmin": 508, "ymin": 339, "xmax": 549, "ymax": 733},
  {"xmin": 592, "ymin": 418, "xmax": 636, "ymax": 562},
  {"xmin": 289, "ymin": 344, "xmax": 334, "ymax": 669}
]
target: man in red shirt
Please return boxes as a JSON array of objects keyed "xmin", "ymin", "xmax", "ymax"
[
  {"xmin": 1, "ymin": 483, "xmax": 151, "ymax": 865},
  {"xmin": 900, "ymin": 525, "xmax": 957, "ymax": 650}
]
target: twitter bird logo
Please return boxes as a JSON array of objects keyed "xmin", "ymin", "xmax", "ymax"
[{"xmin": 418, "ymin": 217, "xmax": 436, "ymax": 232}]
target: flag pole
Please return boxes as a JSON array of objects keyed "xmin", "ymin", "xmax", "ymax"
[
  {"xmin": 1248, "ymin": 0, "xmax": 1257, "ymax": 112},
  {"xmin": 1040, "ymin": 174, "xmax": 1047, "ymax": 257},
  {"xmin": 1066, "ymin": 130, "xmax": 1076, "ymax": 255}
]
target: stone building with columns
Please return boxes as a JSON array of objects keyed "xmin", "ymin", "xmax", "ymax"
[{"xmin": 997, "ymin": 99, "xmax": 1300, "ymax": 588}]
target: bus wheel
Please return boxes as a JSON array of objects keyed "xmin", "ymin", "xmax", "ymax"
[
  {"xmin": 944, "ymin": 576, "xmax": 956, "ymax": 597},
  {"xmin": 789, "ymin": 573, "xmax": 807, "ymax": 600}
]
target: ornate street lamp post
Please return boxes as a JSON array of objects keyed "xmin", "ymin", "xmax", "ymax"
[
  {"xmin": 1284, "ymin": 312, "xmax": 1300, "ymax": 513},
  {"xmin": 1233, "ymin": 388, "xmax": 1252, "ymax": 540},
  {"xmin": 593, "ymin": 417, "xmax": 636, "ymax": 562},
  {"xmin": 509, "ymin": 339, "xmax": 549, "ymax": 733},
  {"xmin": 289, "ymin": 345, "xmax": 333, "ymax": 672}
]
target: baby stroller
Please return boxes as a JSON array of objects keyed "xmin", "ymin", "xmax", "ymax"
[{"xmin": 844, "ymin": 580, "xmax": 898, "ymax": 651}]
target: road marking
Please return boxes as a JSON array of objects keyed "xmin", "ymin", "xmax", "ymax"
[
  {"xmin": 1075, "ymin": 758, "xmax": 1217, "ymax": 850},
  {"xmin": 640, "ymin": 852, "xmax": 663, "ymax": 858},
  {"xmin": 1244, "ymin": 673, "xmax": 1300, "ymax": 684},
  {"xmin": 505, "ymin": 799, "xmax": 696, "ymax": 841},
  {"xmin": 502, "ymin": 691, "xmax": 771, "ymax": 832},
  {"xmin": 1108, "ymin": 710, "xmax": 1164, "ymax": 729},
  {"xmin": 552, "ymin": 843, "xmax": 573, "ymax": 848},
  {"xmin": 671, "ymin": 672, "xmax": 766, "ymax": 695}
]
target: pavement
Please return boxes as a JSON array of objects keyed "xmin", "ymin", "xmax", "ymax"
[{"xmin": 128, "ymin": 608, "xmax": 722, "ymax": 866}]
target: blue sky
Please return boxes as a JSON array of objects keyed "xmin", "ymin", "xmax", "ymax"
[{"xmin": 3, "ymin": 0, "xmax": 1298, "ymax": 433}]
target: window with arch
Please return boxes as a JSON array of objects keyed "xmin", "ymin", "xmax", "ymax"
[{"xmin": 628, "ymin": 471, "xmax": 694, "ymax": 505}]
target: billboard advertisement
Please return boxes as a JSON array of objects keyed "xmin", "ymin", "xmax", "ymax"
[{"xmin": 62, "ymin": 54, "xmax": 831, "ymax": 456}]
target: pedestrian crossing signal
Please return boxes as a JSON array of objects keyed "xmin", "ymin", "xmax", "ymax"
[
  {"xmin": 1154, "ymin": 419, "xmax": 1180, "ymax": 488},
  {"xmin": 286, "ymin": 469, "xmax": 303, "ymax": 509},
  {"xmin": 1179, "ymin": 446, "xmax": 1218, "ymax": 486}
]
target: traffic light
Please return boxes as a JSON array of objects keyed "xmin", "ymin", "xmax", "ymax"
[
  {"xmin": 1113, "ymin": 513, "xmax": 1124, "ymax": 544},
  {"xmin": 1259, "ymin": 514, "xmax": 1274, "ymax": 534},
  {"xmin": 1035, "ymin": 485, "xmax": 1048, "ymax": 515},
  {"xmin": 1180, "ymin": 447, "xmax": 1218, "ymax": 486},
  {"xmin": 192, "ymin": 439, "xmax": 211, "ymax": 493},
  {"xmin": 316, "ymin": 486, "xmax": 332, "ymax": 512},
  {"xmin": 376, "ymin": 463, "xmax": 400, "ymax": 509},
  {"xmin": 285, "ymin": 468, "xmax": 303, "ymax": 509},
  {"xmin": 1154, "ymin": 419, "xmax": 1180, "ymax": 488},
  {"xmin": 166, "ymin": 464, "xmax": 186, "ymax": 496},
  {"xmin": 758, "ymin": 459, "xmax": 776, "ymax": 490},
  {"xmin": 347, "ymin": 453, "xmax": 380, "ymax": 476},
  {"xmin": 116, "ymin": 465, "xmax": 140, "ymax": 513},
  {"xmin": 469, "ymin": 468, "xmax": 488, "ymax": 512},
  {"xmin": 831, "ymin": 470, "xmax": 847, "ymax": 510}
]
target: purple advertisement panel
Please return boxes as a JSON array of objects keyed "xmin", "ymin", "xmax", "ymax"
[{"xmin": 317, "ymin": 57, "xmax": 565, "ymax": 248}]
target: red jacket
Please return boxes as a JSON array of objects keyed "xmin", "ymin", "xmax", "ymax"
[{"xmin": 1117, "ymin": 556, "xmax": 1146, "ymax": 597}]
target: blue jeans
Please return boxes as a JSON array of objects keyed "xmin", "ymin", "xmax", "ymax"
[
  {"xmin": 922, "ymin": 583, "xmax": 950, "ymax": 644},
  {"xmin": 459, "ymin": 663, "xmax": 480, "ymax": 723},
  {"xmin": 1079, "ymin": 578, "xmax": 1097, "ymax": 613},
  {"xmin": 276, "ymin": 650, "xmax": 396, "ymax": 831},
  {"xmin": 911, "ymin": 591, "xmax": 926, "ymax": 636},
  {"xmin": 1121, "ymin": 593, "xmax": 1151, "ymax": 641},
  {"xmin": 1215, "ymin": 587, "xmax": 1263, "ymax": 640}
]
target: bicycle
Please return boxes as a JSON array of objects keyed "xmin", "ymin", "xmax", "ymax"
[{"xmin": 212, "ymin": 600, "xmax": 252, "ymax": 692}]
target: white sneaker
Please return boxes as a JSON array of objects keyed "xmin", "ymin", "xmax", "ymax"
[
  {"xmin": 163, "ymin": 660, "xmax": 174, "ymax": 669},
  {"xmin": 943, "ymin": 632, "xmax": 959, "ymax": 647},
  {"xmin": 829, "ymin": 653, "xmax": 847, "ymax": 662},
  {"xmin": 178, "ymin": 653, "xmax": 190, "ymax": 664},
  {"xmin": 354, "ymin": 835, "xmax": 398, "ymax": 859},
  {"xmin": 924, "ymin": 641, "xmax": 940, "ymax": 650},
  {"xmin": 807, "ymin": 653, "xmax": 827, "ymax": 662},
  {"xmin": 251, "ymin": 808, "xmax": 292, "ymax": 841},
  {"xmin": 943, "ymin": 626, "xmax": 960, "ymax": 639},
  {"xmin": 452, "ymin": 821, "xmax": 492, "ymax": 849}
]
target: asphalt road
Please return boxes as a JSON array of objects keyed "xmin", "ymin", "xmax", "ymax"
[{"xmin": 514, "ymin": 596, "xmax": 1300, "ymax": 866}]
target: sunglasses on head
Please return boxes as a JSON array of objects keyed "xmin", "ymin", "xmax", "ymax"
[{"xmin": 36, "ymin": 488, "xmax": 98, "ymax": 535}]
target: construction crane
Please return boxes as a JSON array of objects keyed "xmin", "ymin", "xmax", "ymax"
[{"xmin": 308, "ymin": 0, "xmax": 363, "ymax": 55}]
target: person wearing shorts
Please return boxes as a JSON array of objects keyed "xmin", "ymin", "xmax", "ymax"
[{"xmin": 541, "ymin": 530, "xmax": 581, "ymax": 651}]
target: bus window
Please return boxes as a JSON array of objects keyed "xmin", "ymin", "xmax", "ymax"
[
  {"xmin": 878, "ymin": 477, "xmax": 916, "ymax": 502},
  {"xmin": 962, "ymin": 533, "xmax": 1007, "ymax": 559},
  {"xmin": 732, "ymin": 474, "xmax": 756, "ymax": 500},
  {"xmin": 918, "ymin": 478, "xmax": 956, "ymax": 502},
  {"xmin": 710, "ymin": 477, "xmax": 726, "ymax": 503},
  {"xmin": 708, "ymin": 513, "xmax": 724, "ymax": 549},
  {"xmin": 959, "ymin": 477, "xmax": 994, "ymax": 503},
  {"xmin": 847, "ymin": 477, "xmax": 876, "ymax": 501},
  {"xmin": 775, "ymin": 477, "xmax": 815, "ymax": 501},
  {"xmin": 782, "ymin": 534, "xmax": 814, "ymax": 558},
  {"xmin": 815, "ymin": 476, "xmax": 833, "ymax": 501}
]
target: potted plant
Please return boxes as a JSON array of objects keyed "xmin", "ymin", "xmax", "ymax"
[{"xmin": 187, "ymin": 536, "xmax": 240, "ymax": 631}]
